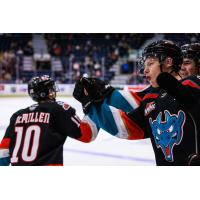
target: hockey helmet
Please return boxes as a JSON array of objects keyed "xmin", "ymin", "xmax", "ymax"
[
  {"xmin": 28, "ymin": 75, "xmax": 58, "ymax": 102},
  {"xmin": 138, "ymin": 40, "xmax": 183, "ymax": 74}
]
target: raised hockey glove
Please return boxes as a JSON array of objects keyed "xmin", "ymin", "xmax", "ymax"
[
  {"xmin": 73, "ymin": 79, "xmax": 92, "ymax": 113},
  {"xmin": 73, "ymin": 77, "xmax": 114, "ymax": 113},
  {"xmin": 80, "ymin": 77, "xmax": 115, "ymax": 103}
]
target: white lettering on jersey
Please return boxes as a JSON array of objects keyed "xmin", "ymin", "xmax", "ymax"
[
  {"xmin": 144, "ymin": 102, "xmax": 156, "ymax": 116},
  {"xmin": 15, "ymin": 112, "xmax": 50, "ymax": 124}
]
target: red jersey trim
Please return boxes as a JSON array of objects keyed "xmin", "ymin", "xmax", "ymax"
[
  {"xmin": 78, "ymin": 122, "xmax": 93, "ymax": 143},
  {"xmin": 0, "ymin": 138, "xmax": 10, "ymax": 148},
  {"xmin": 142, "ymin": 93, "xmax": 159, "ymax": 101},
  {"xmin": 182, "ymin": 80, "xmax": 200, "ymax": 90},
  {"xmin": 120, "ymin": 111, "xmax": 144, "ymax": 140},
  {"xmin": 130, "ymin": 91, "xmax": 142, "ymax": 105}
]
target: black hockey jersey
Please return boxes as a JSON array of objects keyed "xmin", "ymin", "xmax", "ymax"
[
  {"xmin": 128, "ymin": 75, "xmax": 200, "ymax": 165},
  {"xmin": 0, "ymin": 101, "xmax": 98, "ymax": 166},
  {"xmin": 84, "ymin": 75, "xmax": 200, "ymax": 165}
]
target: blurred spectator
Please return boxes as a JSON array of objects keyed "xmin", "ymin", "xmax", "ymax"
[
  {"xmin": 4, "ymin": 71, "xmax": 12, "ymax": 82},
  {"xmin": 23, "ymin": 40, "xmax": 33, "ymax": 55},
  {"xmin": 1, "ymin": 33, "xmax": 200, "ymax": 84},
  {"xmin": 52, "ymin": 43, "xmax": 62, "ymax": 56},
  {"xmin": 72, "ymin": 62, "xmax": 81, "ymax": 81},
  {"xmin": 0, "ymin": 51, "xmax": 16, "ymax": 83}
]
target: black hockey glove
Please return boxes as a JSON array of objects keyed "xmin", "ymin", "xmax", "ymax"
[
  {"xmin": 81, "ymin": 77, "xmax": 115, "ymax": 102},
  {"xmin": 73, "ymin": 77, "xmax": 114, "ymax": 113},
  {"xmin": 73, "ymin": 79, "xmax": 92, "ymax": 113}
]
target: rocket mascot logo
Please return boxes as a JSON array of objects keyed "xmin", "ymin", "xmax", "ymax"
[{"xmin": 149, "ymin": 110, "xmax": 186, "ymax": 162}]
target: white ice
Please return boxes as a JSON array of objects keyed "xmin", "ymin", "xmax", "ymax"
[{"xmin": 0, "ymin": 96, "xmax": 156, "ymax": 165}]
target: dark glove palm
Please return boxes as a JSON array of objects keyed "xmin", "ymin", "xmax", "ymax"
[
  {"xmin": 73, "ymin": 77, "xmax": 114, "ymax": 113},
  {"xmin": 81, "ymin": 77, "xmax": 114, "ymax": 102},
  {"xmin": 73, "ymin": 80, "xmax": 91, "ymax": 113}
]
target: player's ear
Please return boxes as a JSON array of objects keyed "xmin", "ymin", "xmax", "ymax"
[{"xmin": 49, "ymin": 89, "xmax": 56, "ymax": 100}]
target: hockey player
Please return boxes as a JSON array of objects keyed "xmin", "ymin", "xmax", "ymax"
[
  {"xmin": 180, "ymin": 43, "xmax": 200, "ymax": 78},
  {"xmin": 73, "ymin": 40, "xmax": 200, "ymax": 165},
  {"xmin": 0, "ymin": 75, "xmax": 98, "ymax": 166},
  {"xmin": 158, "ymin": 43, "xmax": 200, "ymax": 109}
]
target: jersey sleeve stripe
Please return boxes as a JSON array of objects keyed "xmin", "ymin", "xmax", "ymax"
[
  {"xmin": 88, "ymin": 104, "xmax": 119, "ymax": 136},
  {"xmin": 0, "ymin": 138, "xmax": 10, "ymax": 148},
  {"xmin": 105, "ymin": 105, "xmax": 144, "ymax": 139},
  {"xmin": 79, "ymin": 115, "xmax": 99, "ymax": 143},
  {"xmin": 120, "ymin": 111, "xmax": 144, "ymax": 140},
  {"xmin": 106, "ymin": 90, "xmax": 135, "ymax": 112},
  {"xmin": 129, "ymin": 90, "xmax": 142, "ymax": 103},
  {"xmin": 0, "ymin": 149, "xmax": 10, "ymax": 158},
  {"xmin": 88, "ymin": 99, "xmax": 143, "ymax": 139},
  {"xmin": 109, "ymin": 106, "xmax": 130, "ymax": 139},
  {"xmin": 182, "ymin": 80, "xmax": 200, "ymax": 90},
  {"xmin": 71, "ymin": 115, "xmax": 81, "ymax": 127},
  {"xmin": 119, "ymin": 90, "xmax": 141, "ymax": 109},
  {"xmin": 142, "ymin": 93, "xmax": 159, "ymax": 101}
]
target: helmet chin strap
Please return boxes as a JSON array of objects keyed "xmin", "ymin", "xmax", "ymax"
[
  {"xmin": 159, "ymin": 56, "xmax": 165, "ymax": 72},
  {"xmin": 169, "ymin": 68, "xmax": 182, "ymax": 80}
]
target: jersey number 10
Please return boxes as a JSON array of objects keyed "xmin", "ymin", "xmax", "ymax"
[{"xmin": 11, "ymin": 125, "xmax": 41, "ymax": 163}]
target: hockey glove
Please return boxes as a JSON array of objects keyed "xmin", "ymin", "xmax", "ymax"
[
  {"xmin": 80, "ymin": 77, "xmax": 115, "ymax": 103},
  {"xmin": 73, "ymin": 79, "xmax": 92, "ymax": 113},
  {"xmin": 73, "ymin": 77, "xmax": 114, "ymax": 113}
]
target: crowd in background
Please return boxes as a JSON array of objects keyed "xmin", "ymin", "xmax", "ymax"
[
  {"xmin": 0, "ymin": 33, "xmax": 199, "ymax": 84},
  {"xmin": 0, "ymin": 34, "xmax": 33, "ymax": 83},
  {"xmin": 44, "ymin": 33, "xmax": 154, "ymax": 83}
]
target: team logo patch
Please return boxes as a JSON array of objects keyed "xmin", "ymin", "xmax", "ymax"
[{"xmin": 149, "ymin": 110, "xmax": 186, "ymax": 162}]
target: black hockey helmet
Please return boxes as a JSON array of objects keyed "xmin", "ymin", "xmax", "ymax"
[
  {"xmin": 28, "ymin": 75, "xmax": 58, "ymax": 102},
  {"xmin": 181, "ymin": 43, "xmax": 200, "ymax": 68},
  {"xmin": 138, "ymin": 40, "xmax": 183, "ymax": 74}
]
